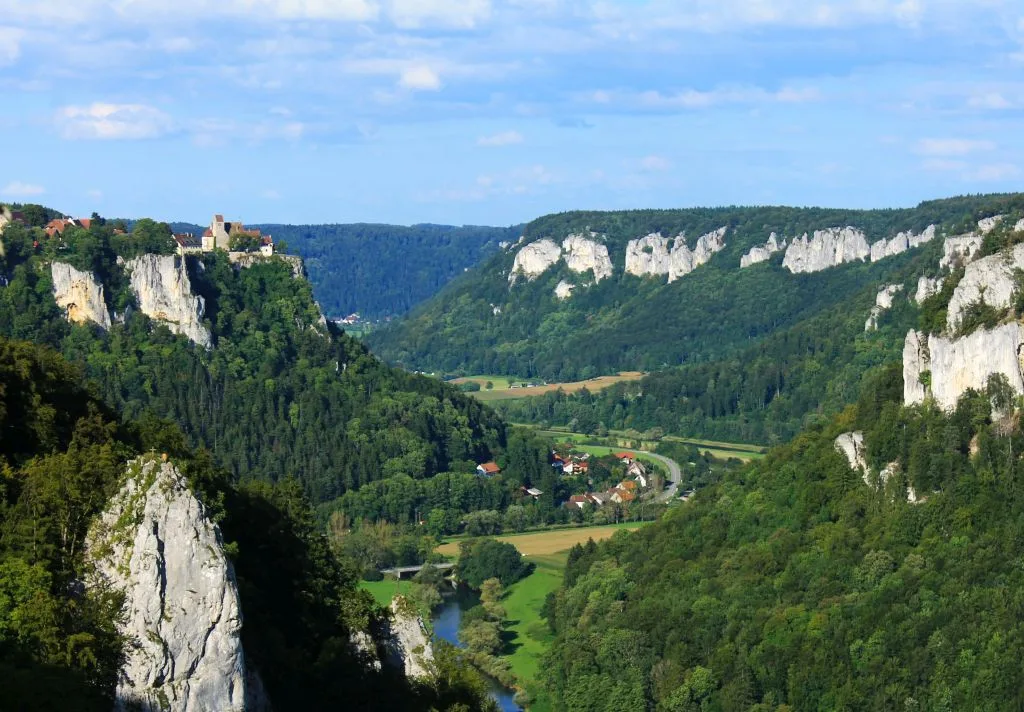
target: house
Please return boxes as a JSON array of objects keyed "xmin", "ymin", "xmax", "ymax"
[
  {"xmin": 476, "ymin": 462, "xmax": 501, "ymax": 477},
  {"xmin": 202, "ymin": 214, "xmax": 274, "ymax": 254},
  {"xmin": 44, "ymin": 218, "xmax": 80, "ymax": 238},
  {"xmin": 588, "ymin": 492, "xmax": 611, "ymax": 506},
  {"xmin": 614, "ymin": 452, "xmax": 635, "ymax": 464},
  {"xmin": 610, "ymin": 487, "xmax": 636, "ymax": 504},
  {"xmin": 618, "ymin": 480, "xmax": 638, "ymax": 493},
  {"xmin": 339, "ymin": 313, "xmax": 361, "ymax": 325},
  {"xmin": 174, "ymin": 233, "xmax": 203, "ymax": 256},
  {"xmin": 627, "ymin": 461, "xmax": 648, "ymax": 487},
  {"xmin": 562, "ymin": 460, "xmax": 576, "ymax": 476},
  {"xmin": 567, "ymin": 494, "xmax": 590, "ymax": 510},
  {"xmin": 522, "ymin": 487, "xmax": 543, "ymax": 499}
]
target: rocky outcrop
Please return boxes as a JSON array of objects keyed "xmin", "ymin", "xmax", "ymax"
[
  {"xmin": 834, "ymin": 432, "xmax": 868, "ymax": 482},
  {"xmin": 903, "ymin": 324, "xmax": 1024, "ymax": 410},
  {"xmin": 940, "ymin": 234, "xmax": 985, "ymax": 270},
  {"xmin": 1015, "ymin": 219, "xmax": 1024, "ymax": 233},
  {"xmin": 88, "ymin": 458, "xmax": 249, "ymax": 712},
  {"xmin": 228, "ymin": 251, "xmax": 305, "ymax": 279},
  {"xmin": 945, "ymin": 243, "xmax": 1024, "ymax": 333},
  {"xmin": 740, "ymin": 232, "xmax": 786, "ymax": 268},
  {"xmin": 50, "ymin": 262, "xmax": 112, "ymax": 330},
  {"xmin": 562, "ymin": 233, "xmax": 613, "ymax": 283},
  {"xmin": 625, "ymin": 233, "xmax": 672, "ymax": 277},
  {"xmin": 865, "ymin": 284, "xmax": 903, "ymax": 331},
  {"xmin": 127, "ymin": 255, "xmax": 212, "ymax": 348},
  {"xmin": 554, "ymin": 280, "xmax": 575, "ymax": 300},
  {"xmin": 384, "ymin": 598, "xmax": 434, "ymax": 680},
  {"xmin": 625, "ymin": 227, "xmax": 727, "ymax": 281},
  {"xmin": 782, "ymin": 227, "xmax": 870, "ymax": 274},
  {"xmin": 914, "ymin": 276, "xmax": 943, "ymax": 304},
  {"xmin": 509, "ymin": 238, "xmax": 561, "ymax": 284},
  {"xmin": 869, "ymin": 225, "xmax": 937, "ymax": 262},
  {"xmin": 978, "ymin": 215, "xmax": 1005, "ymax": 235}
]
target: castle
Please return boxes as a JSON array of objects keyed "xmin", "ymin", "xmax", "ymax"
[{"xmin": 175, "ymin": 215, "xmax": 273, "ymax": 257}]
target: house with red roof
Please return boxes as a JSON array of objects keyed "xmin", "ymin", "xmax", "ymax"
[{"xmin": 476, "ymin": 461, "xmax": 501, "ymax": 477}]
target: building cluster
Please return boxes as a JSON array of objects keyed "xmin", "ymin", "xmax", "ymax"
[
  {"xmin": 174, "ymin": 215, "xmax": 273, "ymax": 257},
  {"xmin": 563, "ymin": 452, "xmax": 649, "ymax": 510}
]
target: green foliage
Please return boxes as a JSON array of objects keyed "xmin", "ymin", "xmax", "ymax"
[
  {"xmin": 541, "ymin": 363, "xmax": 1024, "ymax": 711},
  {"xmin": 456, "ymin": 538, "xmax": 532, "ymax": 589},
  {"xmin": 256, "ymin": 222, "xmax": 520, "ymax": 319}
]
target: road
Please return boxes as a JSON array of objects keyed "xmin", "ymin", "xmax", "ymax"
[{"xmin": 638, "ymin": 450, "xmax": 683, "ymax": 502}]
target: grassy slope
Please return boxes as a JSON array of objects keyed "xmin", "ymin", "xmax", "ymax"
[{"xmin": 360, "ymin": 578, "xmax": 417, "ymax": 607}]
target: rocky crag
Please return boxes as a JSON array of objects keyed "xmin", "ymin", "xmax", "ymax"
[
  {"xmin": 51, "ymin": 261, "xmax": 112, "ymax": 330},
  {"xmin": 87, "ymin": 458, "xmax": 253, "ymax": 712},
  {"xmin": 127, "ymin": 254, "xmax": 213, "ymax": 348}
]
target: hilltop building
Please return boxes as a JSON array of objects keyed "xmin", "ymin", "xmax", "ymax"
[{"xmin": 202, "ymin": 214, "xmax": 273, "ymax": 255}]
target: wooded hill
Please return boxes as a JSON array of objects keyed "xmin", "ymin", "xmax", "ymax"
[{"xmin": 371, "ymin": 194, "xmax": 1024, "ymax": 443}]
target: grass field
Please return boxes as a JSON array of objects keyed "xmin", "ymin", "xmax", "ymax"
[
  {"xmin": 501, "ymin": 553, "xmax": 565, "ymax": 687},
  {"xmin": 360, "ymin": 578, "xmax": 416, "ymax": 607},
  {"xmin": 460, "ymin": 372, "xmax": 645, "ymax": 402},
  {"xmin": 435, "ymin": 521, "xmax": 646, "ymax": 558},
  {"xmin": 526, "ymin": 424, "xmax": 765, "ymax": 462}
]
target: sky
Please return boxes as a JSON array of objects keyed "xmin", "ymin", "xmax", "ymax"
[{"xmin": 0, "ymin": 0, "xmax": 1022, "ymax": 226}]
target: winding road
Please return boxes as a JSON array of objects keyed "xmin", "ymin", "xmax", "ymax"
[{"xmin": 632, "ymin": 450, "xmax": 683, "ymax": 503}]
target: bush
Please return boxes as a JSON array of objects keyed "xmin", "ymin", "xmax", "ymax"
[{"xmin": 456, "ymin": 538, "xmax": 532, "ymax": 588}]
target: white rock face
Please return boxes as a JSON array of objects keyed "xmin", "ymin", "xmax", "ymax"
[
  {"xmin": 782, "ymin": 227, "xmax": 870, "ymax": 274},
  {"xmin": 625, "ymin": 233, "xmax": 673, "ymax": 277},
  {"xmin": 914, "ymin": 276, "xmax": 943, "ymax": 304},
  {"xmin": 509, "ymin": 238, "xmax": 561, "ymax": 284},
  {"xmin": 903, "ymin": 324, "xmax": 1024, "ymax": 410},
  {"xmin": 128, "ymin": 255, "xmax": 212, "ymax": 348},
  {"xmin": 869, "ymin": 225, "xmax": 937, "ymax": 263},
  {"xmin": 228, "ymin": 251, "xmax": 304, "ymax": 279},
  {"xmin": 50, "ymin": 262, "xmax": 112, "ymax": 330},
  {"xmin": 1015, "ymin": 219, "xmax": 1024, "ymax": 233},
  {"xmin": 834, "ymin": 432, "xmax": 868, "ymax": 482},
  {"xmin": 940, "ymin": 234, "xmax": 985, "ymax": 270},
  {"xmin": 740, "ymin": 232, "xmax": 786, "ymax": 268},
  {"xmin": 89, "ymin": 459, "xmax": 248, "ymax": 712},
  {"xmin": 562, "ymin": 233, "xmax": 613, "ymax": 283},
  {"xmin": 385, "ymin": 599, "xmax": 434, "ymax": 679},
  {"xmin": 554, "ymin": 280, "xmax": 575, "ymax": 300},
  {"xmin": 668, "ymin": 227, "xmax": 727, "ymax": 282},
  {"xmin": 865, "ymin": 284, "xmax": 904, "ymax": 331},
  {"xmin": 946, "ymin": 243, "xmax": 1024, "ymax": 333},
  {"xmin": 978, "ymin": 215, "xmax": 1005, "ymax": 235}
]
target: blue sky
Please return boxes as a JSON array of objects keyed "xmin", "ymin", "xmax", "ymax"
[{"xmin": 1, "ymin": 0, "xmax": 1022, "ymax": 226}]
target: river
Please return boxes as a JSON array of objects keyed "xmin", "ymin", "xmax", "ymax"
[{"xmin": 432, "ymin": 592, "xmax": 523, "ymax": 712}]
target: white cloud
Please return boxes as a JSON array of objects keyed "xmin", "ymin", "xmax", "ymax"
[
  {"xmin": 1, "ymin": 181, "xmax": 45, "ymax": 198},
  {"xmin": 56, "ymin": 103, "xmax": 175, "ymax": 140},
  {"xmin": 589, "ymin": 85, "xmax": 820, "ymax": 110},
  {"xmin": 640, "ymin": 155, "xmax": 671, "ymax": 172},
  {"xmin": 477, "ymin": 130, "xmax": 523, "ymax": 146},
  {"xmin": 399, "ymin": 65, "xmax": 442, "ymax": 90},
  {"xmin": 0, "ymin": 0, "xmax": 378, "ymax": 23},
  {"xmin": 0, "ymin": 27, "xmax": 23, "ymax": 65},
  {"xmin": 388, "ymin": 0, "xmax": 491, "ymax": 28},
  {"xmin": 966, "ymin": 163, "xmax": 1020, "ymax": 182},
  {"xmin": 915, "ymin": 138, "xmax": 996, "ymax": 156},
  {"xmin": 968, "ymin": 92, "xmax": 1012, "ymax": 109}
]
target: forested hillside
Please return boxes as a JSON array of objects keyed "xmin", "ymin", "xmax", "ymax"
[
  {"xmin": 0, "ymin": 337, "xmax": 496, "ymax": 711},
  {"xmin": 541, "ymin": 364, "xmax": 1024, "ymax": 710},
  {"xmin": 370, "ymin": 195, "xmax": 1024, "ymax": 380},
  {"xmin": 254, "ymin": 222, "xmax": 520, "ymax": 319},
  {"xmin": 0, "ymin": 214, "xmax": 505, "ymax": 504}
]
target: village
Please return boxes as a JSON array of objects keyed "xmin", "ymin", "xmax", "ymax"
[{"xmin": 475, "ymin": 448, "xmax": 654, "ymax": 511}]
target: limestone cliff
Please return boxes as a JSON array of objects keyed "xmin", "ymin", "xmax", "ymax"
[
  {"xmin": 945, "ymin": 243, "xmax": 1024, "ymax": 333},
  {"xmin": 554, "ymin": 280, "xmax": 575, "ymax": 300},
  {"xmin": 625, "ymin": 233, "xmax": 672, "ymax": 277},
  {"xmin": 509, "ymin": 238, "xmax": 561, "ymax": 284},
  {"xmin": 914, "ymin": 276, "xmax": 943, "ymax": 304},
  {"xmin": 127, "ymin": 254, "xmax": 213, "ymax": 348},
  {"xmin": 869, "ymin": 225, "xmax": 936, "ymax": 262},
  {"xmin": 228, "ymin": 251, "xmax": 305, "ymax": 279},
  {"xmin": 940, "ymin": 235, "xmax": 984, "ymax": 270},
  {"xmin": 782, "ymin": 227, "xmax": 870, "ymax": 274},
  {"xmin": 50, "ymin": 262, "xmax": 112, "ymax": 330},
  {"xmin": 740, "ymin": 233, "xmax": 786, "ymax": 268},
  {"xmin": 562, "ymin": 233, "xmax": 613, "ymax": 282},
  {"xmin": 669, "ymin": 227, "xmax": 727, "ymax": 282},
  {"xmin": 865, "ymin": 284, "xmax": 903, "ymax": 332},
  {"xmin": 1016, "ymin": 219, "xmax": 1024, "ymax": 233},
  {"xmin": 88, "ymin": 458, "xmax": 251, "ymax": 712},
  {"xmin": 903, "ymin": 324, "xmax": 1024, "ymax": 410},
  {"xmin": 384, "ymin": 598, "xmax": 434, "ymax": 680}
]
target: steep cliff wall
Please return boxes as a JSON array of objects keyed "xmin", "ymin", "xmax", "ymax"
[
  {"xmin": 914, "ymin": 276, "xmax": 943, "ymax": 304},
  {"xmin": 945, "ymin": 243, "xmax": 1024, "ymax": 333},
  {"xmin": 869, "ymin": 225, "xmax": 936, "ymax": 262},
  {"xmin": 834, "ymin": 432, "xmax": 868, "ymax": 482},
  {"xmin": 509, "ymin": 238, "xmax": 561, "ymax": 283},
  {"xmin": 562, "ymin": 233, "xmax": 614, "ymax": 282},
  {"xmin": 50, "ymin": 262, "xmax": 112, "ymax": 329},
  {"xmin": 127, "ymin": 254, "xmax": 213, "ymax": 348},
  {"xmin": 865, "ymin": 284, "xmax": 903, "ymax": 331},
  {"xmin": 384, "ymin": 598, "xmax": 434, "ymax": 679},
  {"xmin": 782, "ymin": 227, "xmax": 870, "ymax": 273},
  {"xmin": 903, "ymin": 324, "xmax": 1024, "ymax": 410},
  {"xmin": 88, "ymin": 458, "xmax": 250, "ymax": 712},
  {"xmin": 740, "ymin": 232, "xmax": 786, "ymax": 268},
  {"xmin": 625, "ymin": 233, "xmax": 672, "ymax": 277},
  {"xmin": 668, "ymin": 227, "xmax": 727, "ymax": 282}
]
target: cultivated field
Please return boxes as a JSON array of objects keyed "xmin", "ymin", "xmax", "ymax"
[
  {"xmin": 435, "ymin": 522, "xmax": 646, "ymax": 557},
  {"xmin": 453, "ymin": 372, "xmax": 645, "ymax": 402}
]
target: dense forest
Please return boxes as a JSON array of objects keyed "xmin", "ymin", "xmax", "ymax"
[
  {"xmin": 0, "ymin": 337, "xmax": 496, "ymax": 711},
  {"xmin": 0, "ymin": 214, "xmax": 507, "ymax": 504},
  {"xmin": 540, "ymin": 363, "xmax": 1024, "ymax": 710},
  {"xmin": 253, "ymin": 222, "xmax": 520, "ymax": 319},
  {"xmin": 369, "ymin": 195, "xmax": 1024, "ymax": 381}
]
